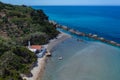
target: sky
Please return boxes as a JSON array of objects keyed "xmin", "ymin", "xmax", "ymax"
[{"xmin": 1, "ymin": 0, "xmax": 120, "ymax": 5}]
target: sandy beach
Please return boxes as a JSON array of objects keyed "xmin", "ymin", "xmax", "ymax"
[
  {"xmin": 44, "ymin": 32, "xmax": 71, "ymax": 51},
  {"xmin": 23, "ymin": 32, "xmax": 71, "ymax": 80}
]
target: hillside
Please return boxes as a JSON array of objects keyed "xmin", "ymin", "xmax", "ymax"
[
  {"xmin": 0, "ymin": 2, "xmax": 59, "ymax": 80},
  {"xmin": 0, "ymin": 1, "xmax": 59, "ymax": 45}
]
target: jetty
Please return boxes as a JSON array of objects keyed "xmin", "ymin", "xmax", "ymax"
[{"xmin": 49, "ymin": 20, "xmax": 120, "ymax": 47}]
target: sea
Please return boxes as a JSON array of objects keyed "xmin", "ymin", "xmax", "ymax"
[{"xmin": 32, "ymin": 6, "xmax": 120, "ymax": 80}]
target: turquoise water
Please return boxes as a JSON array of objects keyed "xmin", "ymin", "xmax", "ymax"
[
  {"xmin": 42, "ymin": 38, "xmax": 120, "ymax": 80},
  {"xmin": 32, "ymin": 6, "xmax": 120, "ymax": 43},
  {"xmin": 31, "ymin": 6, "xmax": 120, "ymax": 80}
]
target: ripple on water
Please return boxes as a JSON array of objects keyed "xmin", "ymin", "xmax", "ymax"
[{"xmin": 42, "ymin": 38, "xmax": 120, "ymax": 80}]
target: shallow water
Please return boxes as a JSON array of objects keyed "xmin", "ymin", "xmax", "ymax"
[
  {"xmin": 42, "ymin": 38, "xmax": 120, "ymax": 80},
  {"xmin": 31, "ymin": 6, "xmax": 120, "ymax": 80}
]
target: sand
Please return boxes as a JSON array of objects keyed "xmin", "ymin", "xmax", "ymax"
[
  {"xmin": 23, "ymin": 32, "xmax": 71, "ymax": 80},
  {"xmin": 44, "ymin": 32, "xmax": 71, "ymax": 51}
]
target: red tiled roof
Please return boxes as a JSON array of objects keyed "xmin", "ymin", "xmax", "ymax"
[{"xmin": 30, "ymin": 45, "xmax": 42, "ymax": 50}]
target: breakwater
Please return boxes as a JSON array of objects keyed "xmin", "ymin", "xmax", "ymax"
[{"xmin": 49, "ymin": 20, "xmax": 120, "ymax": 47}]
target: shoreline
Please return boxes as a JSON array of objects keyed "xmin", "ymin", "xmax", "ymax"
[
  {"xmin": 49, "ymin": 20, "xmax": 120, "ymax": 48},
  {"xmin": 44, "ymin": 31, "xmax": 71, "ymax": 52},
  {"xmin": 23, "ymin": 20, "xmax": 120, "ymax": 80},
  {"xmin": 23, "ymin": 32, "xmax": 71, "ymax": 80}
]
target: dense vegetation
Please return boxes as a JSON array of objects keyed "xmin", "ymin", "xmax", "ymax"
[{"xmin": 0, "ymin": 1, "xmax": 59, "ymax": 80}]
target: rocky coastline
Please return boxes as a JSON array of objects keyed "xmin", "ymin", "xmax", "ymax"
[{"xmin": 49, "ymin": 20, "xmax": 120, "ymax": 47}]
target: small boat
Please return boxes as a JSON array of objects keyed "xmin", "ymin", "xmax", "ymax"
[
  {"xmin": 77, "ymin": 39, "xmax": 84, "ymax": 42},
  {"xmin": 58, "ymin": 56, "xmax": 63, "ymax": 60}
]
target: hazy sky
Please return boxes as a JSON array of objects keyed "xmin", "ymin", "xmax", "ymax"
[{"xmin": 1, "ymin": 0, "xmax": 120, "ymax": 5}]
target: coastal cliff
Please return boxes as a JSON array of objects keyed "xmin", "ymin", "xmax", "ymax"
[{"xmin": 0, "ymin": 2, "xmax": 59, "ymax": 80}]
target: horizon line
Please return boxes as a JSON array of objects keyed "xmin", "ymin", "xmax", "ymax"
[
  {"xmin": 30, "ymin": 5, "xmax": 120, "ymax": 6},
  {"xmin": 1, "ymin": 1, "xmax": 120, "ymax": 6},
  {"xmin": 7, "ymin": 3, "xmax": 120, "ymax": 6}
]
